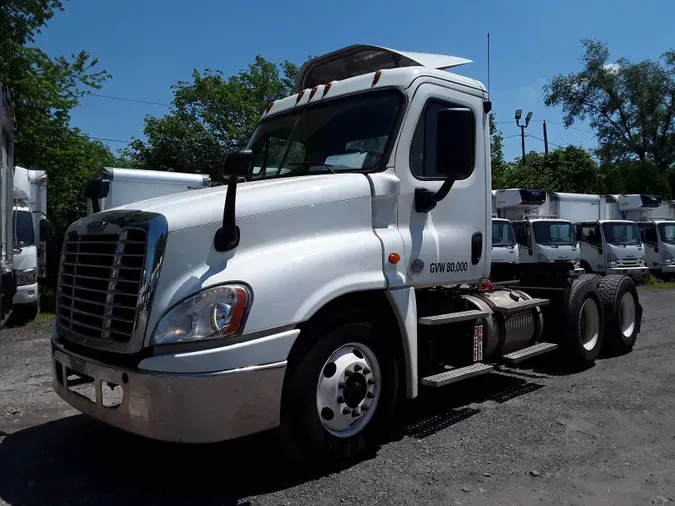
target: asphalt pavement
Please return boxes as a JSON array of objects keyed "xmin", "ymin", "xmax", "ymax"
[{"xmin": 1, "ymin": 288, "xmax": 674, "ymax": 506}]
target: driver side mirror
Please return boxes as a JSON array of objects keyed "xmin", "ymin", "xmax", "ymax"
[
  {"xmin": 39, "ymin": 219, "xmax": 53, "ymax": 242},
  {"xmin": 223, "ymin": 149, "xmax": 253, "ymax": 178},
  {"xmin": 435, "ymin": 107, "xmax": 475, "ymax": 179}
]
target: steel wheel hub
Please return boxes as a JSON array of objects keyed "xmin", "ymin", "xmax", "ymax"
[
  {"xmin": 619, "ymin": 292, "xmax": 636, "ymax": 338},
  {"xmin": 580, "ymin": 298, "xmax": 600, "ymax": 351},
  {"xmin": 316, "ymin": 342, "xmax": 381, "ymax": 438}
]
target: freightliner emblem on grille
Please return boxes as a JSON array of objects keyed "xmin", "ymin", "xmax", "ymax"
[{"xmin": 87, "ymin": 220, "xmax": 107, "ymax": 232}]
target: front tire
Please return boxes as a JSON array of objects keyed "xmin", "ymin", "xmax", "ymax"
[
  {"xmin": 279, "ymin": 309, "xmax": 398, "ymax": 469},
  {"xmin": 598, "ymin": 275, "xmax": 641, "ymax": 355}
]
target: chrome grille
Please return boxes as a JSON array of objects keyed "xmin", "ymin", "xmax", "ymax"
[{"xmin": 57, "ymin": 229, "xmax": 147, "ymax": 342}]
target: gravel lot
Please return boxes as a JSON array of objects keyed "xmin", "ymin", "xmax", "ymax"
[{"xmin": 1, "ymin": 288, "xmax": 675, "ymax": 506}]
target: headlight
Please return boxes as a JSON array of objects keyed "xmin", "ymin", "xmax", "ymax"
[
  {"xmin": 607, "ymin": 252, "xmax": 618, "ymax": 268},
  {"xmin": 16, "ymin": 268, "xmax": 36, "ymax": 286},
  {"xmin": 151, "ymin": 284, "xmax": 252, "ymax": 345},
  {"xmin": 537, "ymin": 253, "xmax": 548, "ymax": 262},
  {"xmin": 664, "ymin": 251, "xmax": 674, "ymax": 264}
]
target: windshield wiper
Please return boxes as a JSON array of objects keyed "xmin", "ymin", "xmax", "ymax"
[{"xmin": 286, "ymin": 161, "xmax": 337, "ymax": 174}]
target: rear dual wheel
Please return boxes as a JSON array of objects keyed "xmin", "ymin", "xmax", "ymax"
[{"xmin": 597, "ymin": 275, "xmax": 641, "ymax": 355}]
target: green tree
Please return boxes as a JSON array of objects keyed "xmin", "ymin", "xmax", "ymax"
[
  {"xmin": 124, "ymin": 57, "xmax": 299, "ymax": 180},
  {"xmin": 490, "ymin": 113, "xmax": 508, "ymax": 187},
  {"xmin": 544, "ymin": 40, "xmax": 675, "ymax": 175},
  {"xmin": 1, "ymin": 0, "xmax": 113, "ymax": 236},
  {"xmin": 496, "ymin": 146, "xmax": 605, "ymax": 193}
]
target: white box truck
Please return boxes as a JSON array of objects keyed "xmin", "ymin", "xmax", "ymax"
[
  {"xmin": 85, "ymin": 167, "xmax": 211, "ymax": 215},
  {"xmin": 51, "ymin": 45, "xmax": 644, "ymax": 468},
  {"xmin": 550, "ymin": 192, "xmax": 649, "ymax": 278},
  {"xmin": 1, "ymin": 84, "xmax": 16, "ymax": 324},
  {"xmin": 494, "ymin": 189, "xmax": 583, "ymax": 273},
  {"xmin": 12, "ymin": 166, "xmax": 52, "ymax": 320},
  {"xmin": 620, "ymin": 195, "xmax": 675, "ymax": 279}
]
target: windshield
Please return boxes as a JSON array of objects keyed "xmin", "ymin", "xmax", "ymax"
[
  {"xmin": 658, "ymin": 222, "xmax": 675, "ymax": 244},
  {"xmin": 492, "ymin": 220, "xmax": 516, "ymax": 246},
  {"xmin": 602, "ymin": 222, "xmax": 642, "ymax": 245},
  {"xmin": 13, "ymin": 210, "xmax": 35, "ymax": 247},
  {"xmin": 532, "ymin": 221, "xmax": 577, "ymax": 246},
  {"xmin": 246, "ymin": 89, "xmax": 403, "ymax": 180}
]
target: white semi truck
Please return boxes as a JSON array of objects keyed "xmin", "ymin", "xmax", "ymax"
[
  {"xmin": 12, "ymin": 166, "xmax": 52, "ymax": 320},
  {"xmin": 85, "ymin": 167, "xmax": 211, "ymax": 215},
  {"xmin": 51, "ymin": 45, "xmax": 643, "ymax": 467},
  {"xmin": 549, "ymin": 192, "xmax": 649, "ymax": 278},
  {"xmin": 618, "ymin": 195, "xmax": 675, "ymax": 279},
  {"xmin": 494, "ymin": 188, "xmax": 583, "ymax": 273},
  {"xmin": 1, "ymin": 84, "xmax": 16, "ymax": 324}
]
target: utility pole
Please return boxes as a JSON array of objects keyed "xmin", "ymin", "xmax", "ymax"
[
  {"xmin": 515, "ymin": 110, "xmax": 533, "ymax": 164},
  {"xmin": 543, "ymin": 120, "xmax": 549, "ymax": 154}
]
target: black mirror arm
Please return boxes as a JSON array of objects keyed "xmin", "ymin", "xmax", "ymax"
[
  {"xmin": 414, "ymin": 176, "xmax": 457, "ymax": 213},
  {"xmin": 214, "ymin": 174, "xmax": 241, "ymax": 252}
]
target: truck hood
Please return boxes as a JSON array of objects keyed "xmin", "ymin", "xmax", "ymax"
[
  {"xmin": 111, "ymin": 173, "xmax": 372, "ymax": 232},
  {"xmin": 12, "ymin": 245, "xmax": 37, "ymax": 271}
]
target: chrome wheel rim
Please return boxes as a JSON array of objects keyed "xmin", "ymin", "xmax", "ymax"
[
  {"xmin": 579, "ymin": 298, "xmax": 600, "ymax": 351},
  {"xmin": 316, "ymin": 342, "xmax": 381, "ymax": 438},
  {"xmin": 619, "ymin": 292, "xmax": 636, "ymax": 338}
]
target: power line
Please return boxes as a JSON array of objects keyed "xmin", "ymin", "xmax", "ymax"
[
  {"xmin": 89, "ymin": 93, "xmax": 171, "ymax": 107},
  {"xmin": 527, "ymin": 133, "xmax": 564, "ymax": 148},
  {"xmin": 90, "ymin": 136, "xmax": 133, "ymax": 144},
  {"xmin": 497, "ymin": 118, "xmax": 596, "ymax": 135}
]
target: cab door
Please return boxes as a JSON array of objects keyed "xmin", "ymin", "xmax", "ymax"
[{"xmin": 395, "ymin": 82, "xmax": 489, "ymax": 288}]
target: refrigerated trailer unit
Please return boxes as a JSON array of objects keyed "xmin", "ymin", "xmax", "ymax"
[
  {"xmin": 51, "ymin": 45, "xmax": 644, "ymax": 468},
  {"xmin": 1, "ymin": 84, "xmax": 16, "ymax": 323},
  {"xmin": 549, "ymin": 192, "xmax": 648, "ymax": 278},
  {"xmin": 494, "ymin": 188, "xmax": 583, "ymax": 273},
  {"xmin": 85, "ymin": 167, "xmax": 212, "ymax": 215}
]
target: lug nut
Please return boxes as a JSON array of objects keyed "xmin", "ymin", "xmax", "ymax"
[
  {"xmin": 337, "ymin": 396, "xmax": 344, "ymax": 403},
  {"xmin": 352, "ymin": 410, "xmax": 360, "ymax": 417},
  {"xmin": 361, "ymin": 405, "xmax": 369, "ymax": 411},
  {"xmin": 345, "ymin": 370, "xmax": 353, "ymax": 377},
  {"xmin": 342, "ymin": 407, "xmax": 351, "ymax": 415},
  {"xmin": 363, "ymin": 368, "xmax": 371, "ymax": 374},
  {"xmin": 354, "ymin": 364, "xmax": 363, "ymax": 372},
  {"xmin": 367, "ymin": 378, "xmax": 376, "ymax": 385},
  {"xmin": 338, "ymin": 382, "xmax": 345, "ymax": 389},
  {"xmin": 367, "ymin": 392, "xmax": 375, "ymax": 399}
]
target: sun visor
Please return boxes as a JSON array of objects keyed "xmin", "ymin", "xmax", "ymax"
[{"xmin": 295, "ymin": 45, "xmax": 472, "ymax": 92}]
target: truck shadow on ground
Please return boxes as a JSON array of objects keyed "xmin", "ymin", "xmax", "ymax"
[{"xmin": 0, "ymin": 371, "xmax": 546, "ymax": 506}]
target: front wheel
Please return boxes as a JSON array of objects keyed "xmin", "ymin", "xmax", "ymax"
[{"xmin": 279, "ymin": 310, "xmax": 398, "ymax": 469}]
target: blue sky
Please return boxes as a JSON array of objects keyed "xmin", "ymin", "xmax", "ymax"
[{"xmin": 36, "ymin": 0, "xmax": 675, "ymax": 163}]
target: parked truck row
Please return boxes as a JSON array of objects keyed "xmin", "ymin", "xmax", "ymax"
[
  {"xmin": 491, "ymin": 189, "xmax": 675, "ymax": 281},
  {"xmin": 49, "ymin": 45, "xmax": 647, "ymax": 468}
]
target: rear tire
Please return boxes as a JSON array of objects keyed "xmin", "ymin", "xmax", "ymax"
[
  {"xmin": 577, "ymin": 273, "xmax": 602, "ymax": 287},
  {"xmin": 279, "ymin": 309, "xmax": 398, "ymax": 470},
  {"xmin": 598, "ymin": 275, "xmax": 641, "ymax": 355},
  {"xmin": 13, "ymin": 302, "xmax": 38, "ymax": 324},
  {"xmin": 558, "ymin": 277, "xmax": 605, "ymax": 368}
]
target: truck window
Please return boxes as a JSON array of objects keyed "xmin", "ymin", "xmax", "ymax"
[
  {"xmin": 642, "ymin": 225, "xmax": 658, "ymax": 245},
  {"xmin": 602, "ymin": 222, "xmax": 642, "ymax": 245},
  {"xmin": 532, "ymin": 221, "xmax": 577, "ymax": 246},
  {"xmin": 658, "ymin": 222, "xmax": 675, "ymax": 244},
  {"xmin": 247, "ymin": 89, "xmax": 404, "ymax": 180},
  {"xmin": 492, "ymin": 220, "xmax": 516, "ymax": 246},
  {"xmin": 13, "ymin": 210, "xmax": 35, "ymax": 247},
  {"xmin": 409, "ymin": 100, "xmax": 476, "ymax": 180}
]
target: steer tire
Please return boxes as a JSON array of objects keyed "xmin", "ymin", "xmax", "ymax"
[
  {"xmin": 279, "ymin": 308, "xmax": 399, "ymax": 472},
  {"xmin": 557, "ymin": 276, "xmax": 605, "ymax": 369},
  {"xmin": 598, "ymin": 274, "xmax": 642, "ymax": 355}
]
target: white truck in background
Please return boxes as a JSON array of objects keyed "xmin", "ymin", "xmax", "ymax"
[
  {"xmin": 1, "ymin": 84, "xmax": 16, "ymax": 324},
  {"xmin": 620, "ymin": 195, "xmax": 675, "ymax": 279},
  {"xmin": 12, "ymin": 166, "xmax": 52, "ymax": 320},
  {"xmin": 550, "ymin": 192, "xmax": 648, "ymax": 278},
  {"xmin": 494, "ymin": 188, "xmax": 583, "ymax": 273},
  {"xmin": 85, "ymin": 167, "xmax": 211, "ymax": 215},
  {"xmin": 52, "ymin": 45, "xmax": 643, "ymax": 469}
]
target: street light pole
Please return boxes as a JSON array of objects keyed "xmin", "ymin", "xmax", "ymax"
[{"xmin": 515, "ymin": 110, "xmax": 533, "ymax": 164}]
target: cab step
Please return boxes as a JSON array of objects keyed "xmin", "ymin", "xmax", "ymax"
[
  {"xmin": 421, "ymin": 363, "xmax": 494, "ymax": 388},
  {"xmin": 418, "ymin": 309, "xmax": 489, "ymax": 326},
  {"xmin": 501, "ymin": 342, "xmax": 558, "ymax": 366},
  {"xmin": 490, "ymin": 297, "xmax": 550, "ymax": 315}
]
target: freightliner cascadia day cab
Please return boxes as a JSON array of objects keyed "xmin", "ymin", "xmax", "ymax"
[
  {"xmin": 494, "ymin": 188, "xmax": 584, "ymax": 273},
  {"xmin": 52, "ymin": 45, "xmax": 644, "ymax": 467},
  {"xmin": 1, "ymin": 84, "xmax": 16, "ymax": 324},
  {"xmin": 85, "ymin": 167, "xmax": 211, "ymax": 215},
  {"xmin": 563, "ymin": 193, "xmax": 649, "ymax": 278}
]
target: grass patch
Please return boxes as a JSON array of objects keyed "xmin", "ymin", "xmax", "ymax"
[{"xmin": 646, "ymin": 274, "xmax": 675, "ymax": 289}]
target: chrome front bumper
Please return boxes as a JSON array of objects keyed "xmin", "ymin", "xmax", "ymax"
[
  {"xmin": 607, "ymin": 266, "xmax": 650, "ymax": 276},
  {"xmin": 52, "ymin": 340, "xmax": 287, "ymax": 443},
  {"xmin": 661, "ymin": 264, "xmax": 675, "ymax": 273}
]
